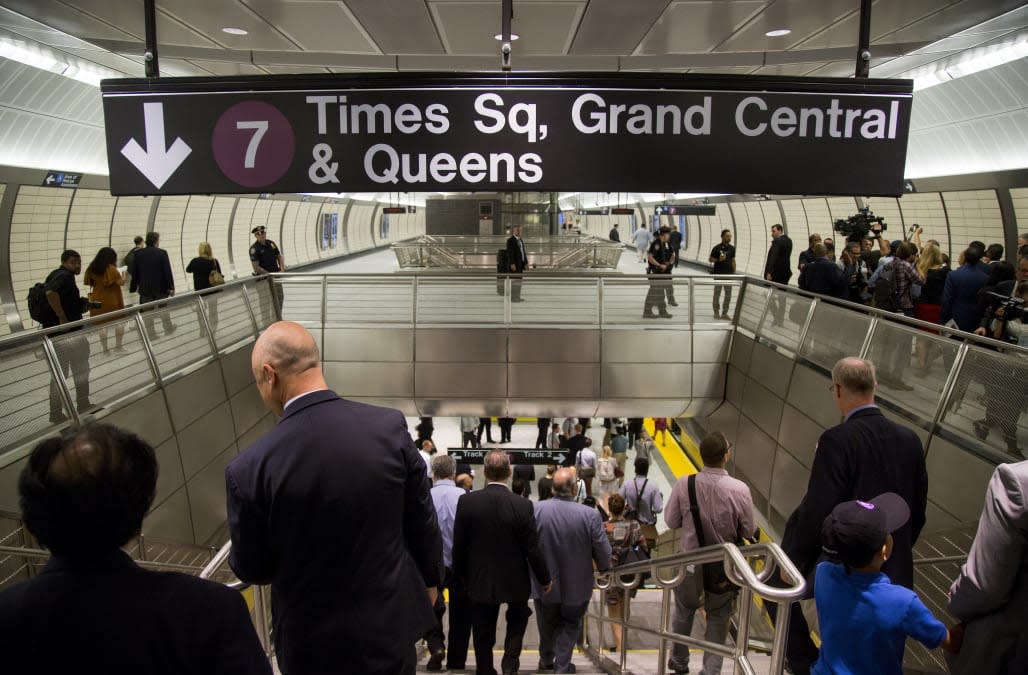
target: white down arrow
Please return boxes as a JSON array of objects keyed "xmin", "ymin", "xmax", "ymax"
[{"xmin": 120, "ymin": 102, "xmax": 192, "ymax": 189}]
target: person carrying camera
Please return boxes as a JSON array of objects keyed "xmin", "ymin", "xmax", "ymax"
[{"xmin": 42, "ymin": 250, "xmax": 94, "ymax": 422}]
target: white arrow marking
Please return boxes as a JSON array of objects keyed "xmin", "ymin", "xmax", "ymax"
[{"xmin": 120, "ymin": 102, "xmax": 191, "ymax": 189}]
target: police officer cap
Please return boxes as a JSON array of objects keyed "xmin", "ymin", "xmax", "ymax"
[
  {"xmin": 252, "ymin": 226, "xmax": 266, "ymax": 235},
  {"xmin": 658, "ymin": 226, "xmax": 671, "ymax": 235}
]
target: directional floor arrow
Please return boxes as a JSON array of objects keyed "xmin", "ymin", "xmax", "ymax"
[{"xmin": 120, "ymin": 102, "xmax": 192, "ymax": 189}]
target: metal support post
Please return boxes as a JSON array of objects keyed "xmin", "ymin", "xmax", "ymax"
[
  {"xmin": 41, "ymin": 335, "xmax": 78, "ymax": 425},
  {"xmin": 855, "ymin": 0, "xmax": 872, "ymax": 78},
  {"xmin": 658, "ymin": 586, "xmax": 672, "ymax": 674},
  {"xmin": 143, "ymin": 0, "xmax": 160, "ymax": 78}
]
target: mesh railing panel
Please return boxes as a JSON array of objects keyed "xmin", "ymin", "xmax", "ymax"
[
  {"xmin": 279, "ymin": 278, "xmax": 324, "ymax": 324},
  {"xmin": 941, "ymin": 348, "xmax": 1028, "ymax": 460},
  {"xmin": 415, "ymin": 277, "xmax": 502, "ymax": 325},
  {"xmin": 211, "ymin": 286, "xmax": 258, "ymax": 349},
  {"xmin": 692, "ymin": 279, "xmax": 743, "ymax": 323},
  {"xmin": 800, "ymin": 302, "xmax": 872, "ymax": 370},
  {"xmin": 736, "ymin": 284, "xmax": 769, "ymax": 334},
  {"xmin": 246, "ymin": 280, "xmax": 278, "ymax": 329},
  {"xmin": 0, "ymin": 342, "xmax": 65, "ymax": 452},
  {"xmin": 145, "ymin": 302, "xmax": 216, "ymax": 379},
  {"xmin": 600, "ymin": 277, "xmax": 690, "ymax": 326},
  {"xmin": 757, "ymin": 290, "xmax": 811, "ymax": 354},
  {"xmin": 72, "ymin": 319, "xmax": 156, "ymax": 408},
  {"xmin": 509, "ymin": 278, "xmax": 599, "ymax": 325},
  {"xmin": 326, "ymin": 278, "xmax": 413, "ymax": 324}
]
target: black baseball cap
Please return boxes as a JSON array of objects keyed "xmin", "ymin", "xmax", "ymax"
[
  {"xmin": 252, "ymin": 226, "xmax": 266, "ymax": 235},
  {"xmin": 821, "ymin": 493, "xmax": 910, "ymax": 568}
]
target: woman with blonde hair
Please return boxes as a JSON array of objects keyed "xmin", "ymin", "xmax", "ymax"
[
  {"xmin": 913, "ymin": 243, "xmax": 949, "ymax": 367},
  {"xmin": 186, "ymin": 242, "xmax": 223, "ymax": 335},
  {"xmin": 83, "ymin": 247, "xmax": 125, "ymax": 354},
  {"xmin": 595, "ymin": 445, "xmax": 619, "ymax": 501}
]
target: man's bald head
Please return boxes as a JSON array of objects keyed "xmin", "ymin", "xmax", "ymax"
[
  {"xmin": 252, "ymin": 321, "xmax": 327, "ymax": 415},
  {"xmin": 552, "ymin": 467, "xmax": 577, "ymax": 497}
]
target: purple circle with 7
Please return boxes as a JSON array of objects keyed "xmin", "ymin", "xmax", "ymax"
[{"xmin": 212, "ymin": 101, "xmax": 295, "ymax": 187}]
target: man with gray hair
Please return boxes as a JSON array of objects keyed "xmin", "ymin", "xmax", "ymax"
[
  {"xmin": 452, "ymin": 450, "xmax": 551, "ymax": 675},
  {"xmin": 531, "ymin": 468, "xmax": 612, "ymax": 673},
  {"xmin": 425, "ymin": 454, "xmax": 472, "ymax": 671},
  {"xmin": 776, "ymin": 356, "xmax": 928, "ymax": 674}
]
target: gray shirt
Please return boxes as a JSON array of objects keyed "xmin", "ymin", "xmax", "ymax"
[{"xmin": 619, "ymin": 476, "xmax": 663, "ymax": 525}]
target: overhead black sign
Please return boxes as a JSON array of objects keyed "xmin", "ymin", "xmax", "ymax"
[
  {"xmin": 447, "ymin": 448, "xmax": 570, "ymax": 466},
  {"xmin": 42, "ymin": 171, "xmax": 82, "ymax": 188},
  {"xmin": 101, "ymin": 72, "xmax": 913, "ymax": 197}
]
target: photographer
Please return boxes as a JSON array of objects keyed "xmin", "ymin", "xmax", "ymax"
[{"xmin": 840, "ymin": 240, "xmax": 871, "ymax": 305}]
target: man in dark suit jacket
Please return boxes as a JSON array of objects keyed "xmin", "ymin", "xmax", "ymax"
[
  {"xmin": 940, "ymin": 245, "xmax": 989, "ymax": 331},
  {"xmin": 129, "ymin": 231, "xmax": 176, "ymax": 336},
  {"xmin": 505, "ymin": 224, "xmax": 528, "ymax": 302},
  {"xmin": 452, "ymin": 450, "xmax": 551, "ymax": 675},
  {"xmin": 0, "ymin": 424, "xmax": 270, "ymax": 675},
  {"xmin": 777, "ymin": 357, "xmax": 928, "ymax": 674},
  {"xmin": 765, "ymin": 223, "xmax": 793, "ymax": 284},
  {"xmin": 798, "ymin": 244, "xmax": 847, "ymax": 299},
  {"xmin": 531, "ymin": 468, "xmax": 611, "ymax": 673},
  {"xmin": 226, "ymin": 322, "xmax": 442, "ymax": 675}
]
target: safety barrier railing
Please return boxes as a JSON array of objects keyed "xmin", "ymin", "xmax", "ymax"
[
  {"xmin": 0, "ymin": 276, "xmax": 277, "ymax": 464},
  {"xmin": 589, "ymin": 541, "xmax": 806, "ymax": 674},
  {"xmin": 734, "ymin": 278, "xmax": 1028, "ymax": 465},
  {"xmin": 391, "ymin": 235, "xmax": 624, "ymax": 269}
]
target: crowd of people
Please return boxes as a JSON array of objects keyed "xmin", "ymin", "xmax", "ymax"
[{"xmin": 0, "ymin": 333, "xmax": 1023, "ymax": 675}]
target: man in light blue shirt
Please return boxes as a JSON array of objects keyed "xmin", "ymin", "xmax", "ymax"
[
  {"xmin": 425, "ymin": 455, "xmax": 472, "ymax": 671},
  {"xmin": 632, "ymin": 224, "xmax": 654, "ymax": 262}
]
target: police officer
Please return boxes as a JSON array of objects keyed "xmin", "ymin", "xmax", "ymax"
[
  {"xmin": 643, "ymin": 226, "xmax": 677, "ymax": 318},
  {"xmin": 250, "ymin": 226, "xmax": 285, "ymax": 310}
]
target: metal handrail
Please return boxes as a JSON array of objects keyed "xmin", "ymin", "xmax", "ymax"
[
  {"xmin": 199, "ymin": 539, "xmax": 248, "ymax": 591},
  {"xmin": 590, "ymin": 541, "xmax": 806, "ymax": 674},
  {"xmin": 199, "ymin": 540, "xmax": 270, "ymax": 657},
  {"xmin": 0, "ymin": 543, "xmax": 218, "ymax": 576}
]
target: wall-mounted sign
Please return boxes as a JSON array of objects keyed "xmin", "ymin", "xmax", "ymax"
[
  {"xmin": 655, "ymin": 204, "xmax": 717, "ymax": 216},
  {"xmin": 42, "ymin": 171, "xmax": 82, "ymax": 188},
  {"xmin": 101, "ymin": 72, "xmax": 913, "ymax": 197}
]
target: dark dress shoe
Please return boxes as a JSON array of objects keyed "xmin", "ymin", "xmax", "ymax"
[
  {"xmin": 658, "ymin": 312, "xmax": 674, "ymax": 318},
  {"xmin": 426, "ymin": 651, "xmax": 444, "ymax": 671}
]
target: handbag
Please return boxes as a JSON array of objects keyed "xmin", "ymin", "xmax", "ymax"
[
  {"xmin": 208, "ymin": 259, "xmax": 225, "ymax": 286},
  {"xmin": 688, "ymin": 474, "xmax": 738, "ymax": 594}
]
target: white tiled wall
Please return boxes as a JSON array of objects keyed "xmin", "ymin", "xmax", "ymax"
[
  {"xmin": 9, "ymin": 186, "xmax": 74, "ymax": 327},
  {"xmin": 863, "ymin": 197, "xmax": 906, "ymax": 248},
  {"xmin": 899, "ymin": 193, "xmax": 951, "ymax": 260},
  {"xmin": 827, "ymin": 196, "xmax": 860, "ymax": 225},
  {"xmin": 801, "ymin": 198, "xmax": 832, "ymax": 242},
  {"xmin": 301, "ymin": 202, "xmax": 320, "ymax": 265},
  {"xmin": 1012, "ymin": 188, "xmax": 1028, "ymax": 240},
  {"xmin": 207, "ymin": 197, "xmax": 236, "ymax": 280},
  {"xmin": 942, "ymin": 190, "xmax": 1005, "ymax": 256},
  {"xmin": 152, "ymin": 195, "xmax": 189, "ymax": 294},
  {"xmin": 231, "ymin": 198, "xmax": 259, "ymax": 276},
  {"xmin": 180, "ymin": 195, "xmax": 215, "ymax": 290},
  {"xmin": 66, "ymin": 189, "xmax": 116, "ymax": 265},
  {"xmin": 780, "ymin": 199, "xmax": 809, "ymax": 256},
  {"xmin": 110, "ymin": 196, "xmax": 153, "ymax": 266}
]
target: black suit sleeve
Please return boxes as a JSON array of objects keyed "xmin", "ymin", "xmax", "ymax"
[
  {"xmin": 912, "ymin": 439, "xmax": 928, "ymax": 544},
  {"xmin": 399, "ymin": 415, "xmax": 443, "ymax": 587},
  {"xmin": 225, "ymin": 468, "xmax": 276, "ymax": 585},
  {"xmin": 208, "ymin": 585, "xmax": 274, "ymax": 675},
  {"xmin": 452, "ymin": 494, "xmax": 469, "ymax": 583},
  {"xmin": 765, "ymin": 239, "xmax": 780, "ymax": 276},
  {"xmin": 781, "ymin": 431, "xmax": 851, "ymax": 575},
  {"xmin": 161, "ymin": 250, "xmax": 174, "ymax": 292},
  {"xmin": 505, "ymin": 236, "xmax": 519, "ymax": 268},
  {"xmin": 517, "ymin": 500, "xmax": 550, "ymax": 586},
  {"xmin": 128, "ymin": 254, "xmax": 138, "ymax": 293}
]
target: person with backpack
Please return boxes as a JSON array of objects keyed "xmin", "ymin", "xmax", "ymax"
[
  {"xmin": 34, "ymin": 250, "xmax": 93, "ymax": 423},
  {"xmin": 604, "ymin": 492, "xmax": 648, "ymax": 653},
  {"xmin": 618, "ymin": 457, "xmax": 663, "ymax": 550},
  {"xmin": 595, "ymin": 445, "xmax": 619, "ymax": 501}
]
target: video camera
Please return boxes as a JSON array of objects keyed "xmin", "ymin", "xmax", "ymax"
[
  {"xmin": 834, "ymin": 207, "xmax": 887, "ymax": 242},
  {"xmin": 986, "ymin": 291, "xmax": 1026, "ymax": 322}
]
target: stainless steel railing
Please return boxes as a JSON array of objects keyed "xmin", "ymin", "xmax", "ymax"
[
  {"xmin": 391, "ymin": 235, "xmax": 624, "ymax": 269},
  {"xmin": 200, "ymin": 540, "xmax": 273, "ymax": 658},
  {"xmin": 589, "ymin": 541, "xmax": 806, "ymax": 675}
]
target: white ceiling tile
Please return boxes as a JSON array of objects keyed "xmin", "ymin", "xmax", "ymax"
[
  {"xmin": 430, "ymin": 1, "xmax": 582, "ymax": 55},
  {"xmin": 638, "ymin": 1, "xmax": 766, "ymax": 55},
  {"xmin": 241, "ymin": 0, "xmax": 378, "ymax": 52},
  {"xmin": 344, "ymin": 0, "xmax": 444, "ymax": 54}
]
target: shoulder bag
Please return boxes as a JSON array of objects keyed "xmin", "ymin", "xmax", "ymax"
[{"xmin": 688, "ymin": 474, "xmax": 738, "ymax": 594}]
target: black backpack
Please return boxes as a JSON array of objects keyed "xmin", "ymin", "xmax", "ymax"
[
  {"xmin": 873, "ymin": 261, "xmax": 898, "ymax": 311},
  {"xmin": 27, "ymin": 281, "xmax": 56, "ymax": 324}
]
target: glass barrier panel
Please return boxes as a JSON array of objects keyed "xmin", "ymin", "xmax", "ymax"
[
  {"xmin": 211, "ymin": 286, "xmax": 259, "ymax": 350},
  {"xmin": 692, "ymin": 279, "xmax": 742, "ymax": 324},
  {"xmin": 326, "ymin": 277, "xmax": 413, "ymax": 325},
  {"xmin": 600, "ymin": 277, "xmax": 690, "ymax": 327},
  {"xmin": 758, "ymin": 290, "xmax": 811, "ymax": 355},
  {"xmin": 146, "ymin": 301, "xmax": 216, "ymax": 380},
  {"xmin": 865, "ymin": 319, "xmax": 951, "ymax": 422},
  {"xmin": 940, "ymin": 348, "xmax": 1028, "ymax": 461},
  {"xmin": 800, "ymin": 302, "xmax": 873, "ymax": 370},
  {"xmin": 735, "ymin": 284, "xmax": 769, "ymax": 335}
]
